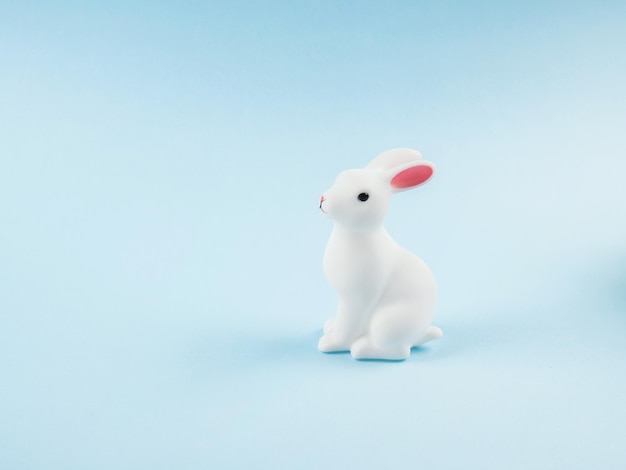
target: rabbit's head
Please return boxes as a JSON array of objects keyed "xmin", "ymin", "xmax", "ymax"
[{"xmin": 319, "ymin": 148, "xmax": 435, "ymax": 232}]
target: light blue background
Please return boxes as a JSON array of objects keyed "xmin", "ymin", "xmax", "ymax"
[{"xmin": 1, "ymin": 1, "xmax": 625, "ymax": 469}]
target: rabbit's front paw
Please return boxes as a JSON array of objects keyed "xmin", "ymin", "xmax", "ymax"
[{"xmin": 318, "ymin": 333, "xmax": 349, "ymax": 353}]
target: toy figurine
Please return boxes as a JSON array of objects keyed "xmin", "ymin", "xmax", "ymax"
[{"xmin": 318, "ymin": 148, "xmax": 442, "ymax": 360}]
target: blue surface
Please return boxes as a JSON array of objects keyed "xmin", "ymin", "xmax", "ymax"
[{"xmin": 1, "ymin": 2, "xmax": 626, "ymax": 469}]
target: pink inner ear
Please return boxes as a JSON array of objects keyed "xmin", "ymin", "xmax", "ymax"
[{"xmin": 390, "ymin": 165, "xmax": 433, "ymax": 189}]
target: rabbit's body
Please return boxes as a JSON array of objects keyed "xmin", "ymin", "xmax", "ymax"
[{"xmin": 318, "ymin": 149, "xmax": 442, "ymax": 360}]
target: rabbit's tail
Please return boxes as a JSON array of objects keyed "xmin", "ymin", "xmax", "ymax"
[{"xmin": 414, "ymin": 325, "xmax": 443, "ymax": 347}]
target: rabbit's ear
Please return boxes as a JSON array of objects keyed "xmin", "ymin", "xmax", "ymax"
[{"xmin": 388, "ymin": 161, "xmax": 435, "ymax": 192}]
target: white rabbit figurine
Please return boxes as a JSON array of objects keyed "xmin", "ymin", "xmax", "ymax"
[{"xmin": 318, "ymin": 148, "xmax": 442, "ymax": 360}]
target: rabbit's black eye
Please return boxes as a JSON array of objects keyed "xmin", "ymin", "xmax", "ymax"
[{"xmin": 358, "ymin": 192, "xmax": 369, "ymax": 202}]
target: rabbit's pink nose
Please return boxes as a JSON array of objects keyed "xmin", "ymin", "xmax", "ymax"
[{"xmin": 320, "ymin": 195, "xmax": 326, "ymax": 203}]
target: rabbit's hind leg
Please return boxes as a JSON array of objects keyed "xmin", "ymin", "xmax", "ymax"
[
  {"xmin": 351, "ymin": 305, "xmax": 426, "ymax": 360},
  {"xmin": 323, "ymin": 318, "xmax": 336, "ymax": 334},
  {"xmin": 350, "ymin": 336, "xmax": 411, "ymax": 360}
]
